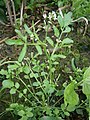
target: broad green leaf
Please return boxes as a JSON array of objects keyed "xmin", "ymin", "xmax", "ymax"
[
  {"xmin": 58, "ymin": 15, "xmax": 64, "ymax": 28},
  {"xmin": 18, "ymin": 110, "xmax": 25, "ymax": 116},
  {"xmin": 33, "ymin": 82, "xmax": 40, "ymax": 87},
  {"xmin": 64, "ymin": 81, "xmax": 79, "ymax": 107},
  {"xmin": 46, "ymin": 37, "xmax": 54, "ymax": 47},
  {"xmin": 63, "ymin": 26, "xmax": 71, "ymax": 33},
  {"xmin": 19, "ymin": 93, "xmax": 23, "ymax": 98},
  {"xmin": 23, "ymin": 65, "xmax": 30, "ymax": 74},
  {"xmin": 35, "ymin": 45, "xmax": 42, "ymax": 55},
  {"xmin": 10, "ymin": 88, "xmax": 17, "ymax": 94},
  {"xmin": 15, "ymin": 82, "xmax": 20, "ymax": 89},
  {"xmin": 82, "ymin": 67, "xmax": 90, "ymax": 97},
  {"xmin": 64, "ymin": 12, "xmax": 72, "ymax": 27},
  {"xmin": 67, "ymin": 105, "xmax": 76, "ymax": 112},
  {"xmin": 19, "ymin": 116, "xmax": 28, "ymax": 120},
  {"xmin": 82, "ymin": 78, "xmax": 90, "ymax": 95},
  {"xmin": 8, "ymin": 64, "xmax": 19, "ymax": 70},
  {"xmin": 24, "ymin": 75, "xmax": 29, "ymax": 79},
  {"xmin": 53, "ymin": 108, "xmax": 59, "ymax": 115},
  {"xmin": 23, "ymin": 89, "xmax": 27, "ymax": 94},
  {"xmin": 2, "ymin": 80, "xmax": 14, "ymax": 89},
  {"xmin": 53, "ymin": 25, "xmax": 59, "ymax": 37},
  {"xmin": 0, "ymin": 69, "xmax": 8, "ymax": 75},
  {"xmin": 5, "ymin": 39, "xmax": 17, "ymax": 45},
  {"xmin": 5, "ymin": 39, "xmax": 24, "ymax": 45},
  {"xmin": 83, "ymin": 67, "xmax": 90, "ymax": 79},
  {"xmin": 62, "ymin": 38, "xmax": 73, "ymax": 45},
  {"xmin": 18, "ymin": 44, "xmax": 27, "ymax": 62},
  {"xmin": 32, "ymin": 65, "xmax": 40, "ymax": 72}
]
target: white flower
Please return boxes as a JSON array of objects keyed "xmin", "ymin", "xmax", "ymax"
[
  {"xmin": 48, "ymin": 12, "xmax": 52, "ymax": 21},
  {"xmin": 43, "ymin": 13, "xmax": 47, "ymax": 19},
  {"xmin": 52, "ymin": 11, "xmax": 57, "ymax": 20}
]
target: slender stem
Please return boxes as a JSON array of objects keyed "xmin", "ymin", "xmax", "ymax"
[
  {"xmin": 20, "ymin": 0, "xmax": 24, "ymax": 27},
  {"xmin": 11, "ymin": 0, "xmax": 16, "ymax": 25},
  {"xmin": 6, "ymin": 0, "xmax": 14, "ymax": 26},
  {"xmin": 16, "ymin": 76, "xmax": 42, "ymax": 104},
  {"xmin": 53, "ymin": 96, "xmax": 63, "ymax": 106},
  {"xmin": 29, "ymin": 65, "xmax": 46, "ymax": 95},
  {"xmin": 16, "ymin": 89, "xmax": 32, "ymax": 104},
  {"xmin": 0, "ymin": 61, "xmax": 20, "ymax": 67}
]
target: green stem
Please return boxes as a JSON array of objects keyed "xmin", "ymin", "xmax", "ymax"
[
  {"xmin": 0, "ymin": 61, "xmax": 20, "ymax": 67},
  {"xmin": 16, "ymin": 76, "xmax": 42, "ymax": 104},
  {"xmin": 16, "ymin": 89, "xmax": 32, "ymax": 104}
]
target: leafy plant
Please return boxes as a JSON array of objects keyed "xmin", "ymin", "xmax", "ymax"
[{"xmin": 0, "ymin": 10, "xmax": 89, "ymax": 120}]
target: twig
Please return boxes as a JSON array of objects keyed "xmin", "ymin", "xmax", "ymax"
[
  {"xmin": 30, "ymin": 20, "xmax": 41, "ymax": 29},
  {"xmin": 0, "ymin": 37, "xmax": 9, "ymax": 44},
  {"xmin": 72, "ymin": 17, "xmax": 88, "ymax": 36},
  {"xmin": 58, "ymin": 5, "xmax": 70, "ymax": 11},
  {"xmin": 20, "ymin": 0, "xmax": 24, "ymax": 27},
  {"xmin": 11, "ymin": 0, "xmax": 16, "ymax": 25},
  {"xmin": 6, "ymin": 0, "xmax": 14, "ymax": 26}
]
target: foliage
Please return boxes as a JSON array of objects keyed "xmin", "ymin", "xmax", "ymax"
[
  {"xmin": 0, "ymin": 11, "xmax": 76, "ymax": 119},
  {"xmin": 0, "ymin": 2, "xmax": 90, "ymax": 120},
  {"xmin": 72, "ymin": 0, "xmax": 90, "ymax": 20}
]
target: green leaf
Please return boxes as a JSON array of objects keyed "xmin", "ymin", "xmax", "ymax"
[
  {"xmin": 0, "ymin": 69, "xmax": 8, "ymax": 76},
  {"xmin": 53, "ymin": 25, "xmax": 59, "ymax": 37},
  {"xmin": 2, "ymin": 80, "xmax": 14, "ymax": 89},
  {"xmin": 64, "ymin": 12, "xmax": 72, "ymax": 27},
  {"xmin": 19, "ymin": 116, "xmax": 28, "ymax": 120},
  {"xmin": 33, "ymin": 82, "xmax": 40, "ymax": 87},
  {"xmin": 62, "ymin": 38, "xmax": 73, "ymax": 45},
  {"xmin": 63, "ymin": 26, "xmax": 71, "ymax": 33},
  {"xmin": 23, "ymin": 65, "xmax": 30, "ymax": 74},
  {"xmin": 18, "ymin": 110, "xmax": 25, "ymax": 116},
  {"xmin": 15, "ymin": 82, "xmax": 20, "ymax": 89},
  {"xmin": 51, "ymin": 54, "xmax": 66, "ymax": 61},
  {"xmin": 53, "ymin": 108, "xmax": 59, "ymax": 115},
  {"xmin": 35, "ymin": 45, "xmax": 42, "ymax": 55},
  {"xmin": 58, "ymin": 15, "xmax": 64, "ymax": 28},
  {"xmin": 67, "ymin": 105, "xmax": 76, "ymax": 112},
  {"xmin": 32, "ymin": 65, "xmax": 40, "ymax": 72},
  {"xmin": 46, "ymin": 37, "xmax": 54, "ymax": 47},
  {"xmin": 64, "ymin": 81, "xmax": 79, "ymax": 107},
  {"xmin": 10, "ymin": 88, "xmax": 17, "ymax": 94},
  {"xmin": 24, "ymin": 24, "xmax": 34, "ymax": 38},
  {"xmin": 82, "ymin": 78, "xmax": 90, "ymax": 95},
  {"xmin": 15, "ymin": 29, "xmax": 27, "ymax": 42},
  {"xmin": 5, "ymin": 39, "xmax": 24, "ymax": 45},
  {"xmin": 23, "ymin": 89, "xmax": 27, "ymax": 94},
  {"xmin": 8, "ymin": 64, "xmax": 19, "ymax": 70},
  {"xmin": 26, "ymin": 108, "xmax": 33, "ymax": 117},
  {"xmin": 83, "ymin": 67, "xmax": 90, "ymax": 79},
  {"xmin": 18, "ymin": 44, "xmax": 27, "ymax": 62},
  {"xmin": 36, "ymin": 91, "xmax": 43, "ymax": 96},
  {"xmin": 19, "ymin": 93, "xmax": 23, "ymax": 98},
  {"xmin": 5, "ymin": 39, "xmax": 17, "ymax": 45}
]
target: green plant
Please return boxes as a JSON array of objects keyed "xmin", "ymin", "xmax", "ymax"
[
  {"xmin": 0, "ymin": 11, "xmax": 89, "ymax": 120},
  {"xmin": 72, "ymin": 0, "xmax": 90, "ymax": 20}
]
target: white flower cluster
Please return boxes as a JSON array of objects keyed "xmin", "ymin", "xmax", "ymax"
[{"xmin": 43, "ymin": 11, "xmax": 57, "ymax": 21}]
